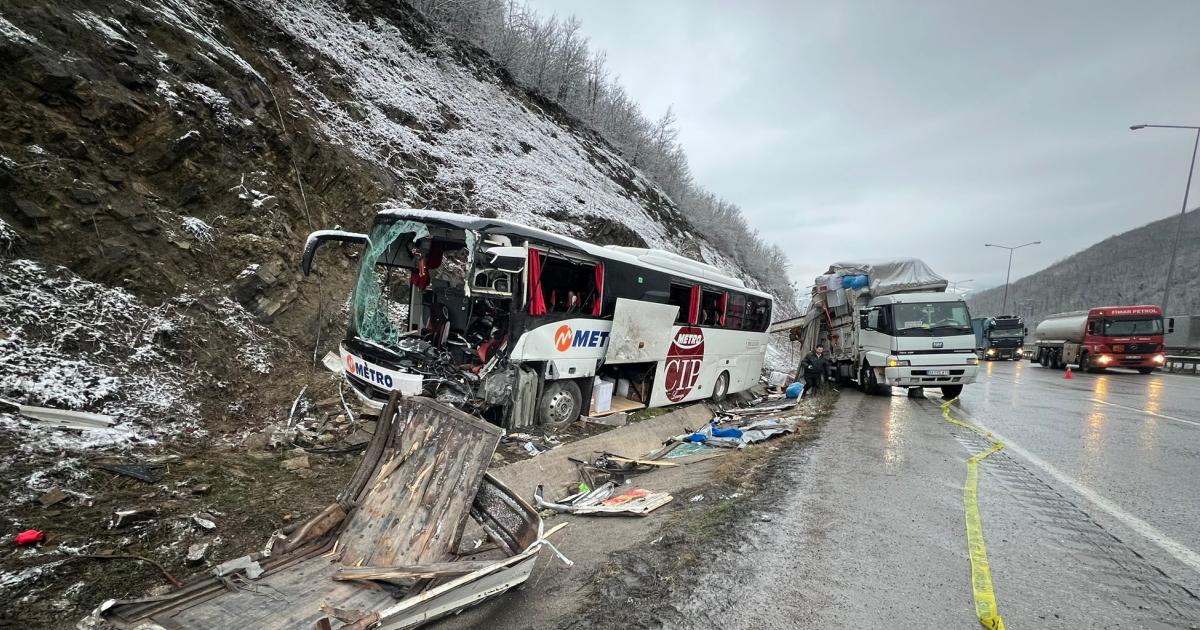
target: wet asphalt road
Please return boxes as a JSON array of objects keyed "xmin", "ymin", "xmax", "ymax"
[{"xmin": 663, "ymin": 362, "xmax": 1200, "ymax": 629}]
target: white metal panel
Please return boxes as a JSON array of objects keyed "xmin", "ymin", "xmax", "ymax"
[{"xmin": 605, "ymin": 298, "xmax": 680, "ymax": 364}]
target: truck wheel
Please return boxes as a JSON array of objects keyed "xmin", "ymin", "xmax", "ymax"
[
  {"xmin": 940, "ymin": 385, "xmax": 963, "ymax": 399},
  {"xmin": 862, "ymin": 363, "xmax": 889, "ymax": 396},
  {"xmin": 537, "ymin": 380, "xmax": 581, "ymax": 432},
  {"xmin": 1138, "ymin": 367, "xmax": 1155, "ymax": 375},
  {"xmin": 1080, "ymin": 352, "xmax": 1093, "ymax": 373},
  {"xmin": 711, "ymin": 371, "xmax": 730, "ymax": 403}
]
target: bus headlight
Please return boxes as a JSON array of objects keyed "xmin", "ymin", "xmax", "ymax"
[
  {"xmin": 1153, "ymin": 354, "xmax": 1165, "ymax": 364},
  {"xmin": 886, "ymin": 356, "xmax": 910, "ymax": 367}
]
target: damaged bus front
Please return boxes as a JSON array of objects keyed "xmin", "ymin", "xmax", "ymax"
[{"xmin": 303, "ymin": 209, "xmax": 772, "ymax": 431}]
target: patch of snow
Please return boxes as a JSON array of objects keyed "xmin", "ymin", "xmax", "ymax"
[
  {"xmin": 213, "ymin": 297, "xmax": 273, "ymax": 374},
  {"xmin": 236, "ymin": 263, "xmax": 260, "ymax": 279},
  {"xmin": 0, "ymin": 560, "xmax": 66, "ymax": 590},
  {"xmin": 0, "ymin": 259, "xmax": 198, "ymax": 453},
  {"xmin": 73, "ymin": 11, "xmax": 135, "ymax": 48},
  {"xmin": 251, "ymin": 195, "xmax": 276, "ymax": 209},
  {"xmin": 180, "ymin": 216, "xmax": 216, "ymax": 243},
  {"xmin": 254, "ymin": 1, "xmax": 679, "ymax": 248},
  {"xmin": 181, "ymin": 81, "xmax": 240, "ymax": 128},
  {"xmin": 27, "ymin": 144, "xmax": 46, "ymax": 155},
  {"xmin": 178, "ymin": 129, "xmax": 200, "ymax": 142},
  {"xmin": 0, "ymin": 15, "xmax": 37, "ymax": 44},
  {"xmin": 149, "ymin": 0, "xmax": 263, "ymax": 80},
  {"xmin": 0, "ymin": 216, "xmax": 18, "ymax": 252},
  {"xmin": 156, "ymin": 79, "xmax": 181, "ymax": 108}
]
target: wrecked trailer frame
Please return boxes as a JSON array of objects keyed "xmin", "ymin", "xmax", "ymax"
[{"xmin": 85, "ymin": 393, "xmax": 564, "ymax": 630}]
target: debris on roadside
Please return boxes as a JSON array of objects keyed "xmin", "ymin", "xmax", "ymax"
[
  {"xmin": 584, "ymin": 412, "xmax": 629, "ymax": 427},
  {"xmin": 186, "ymin": 542, "xmax": 210, "ymax": 566},
  {"xmin": 0, "ymin": 398, "xmax": 117, "ymax": 430},
  {"xmin": 534, "ymin": 481, "xmax": 673, "ymax": 516},
  {"xmin": 108, "ymin": 507, "xmax": 158, "ymax": 529},
  {"xmin": 93, "ymin": 461, "xmax": 164, "ymax": 483},
  {"xmin": 15, "ymin": 529, "xmax": 45, "ymax": 545},
  {"xmin": 89, "ymin": 393, "xmax": 569, "ymax": 629},
  {"xmin": 191, "ymin": 513, "xmax": 217, "ymax": 530},
  {"xmin": 38, "ymin": 487, "xmax": 68, "ymax": 507}
]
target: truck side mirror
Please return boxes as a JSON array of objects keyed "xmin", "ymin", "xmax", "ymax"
[
  {"xmin": 859, "ymin": 309, "xmax": 872, "ymax": 329},
  {"xmin": 301, "ymin": 230, "xmax": 368, "ymax": 276}
]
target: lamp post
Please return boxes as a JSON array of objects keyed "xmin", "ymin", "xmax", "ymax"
[
  {"xmin": 948, "ymin": 279, "xmax": 974, "ymax": 293},
  {"xmin": 985, "ymin": 241, "xmax": 1041, "ymax": 314},
  {"xmin": 1130, "ymin": 123, "xmax": 1200, "ymax": 316}
]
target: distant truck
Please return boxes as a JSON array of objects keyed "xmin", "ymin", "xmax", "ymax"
[
  {"xmin": 1033, "ymin": 305, "xmax": 1165, "ymax": 374},
  {"xmin": 971, "ymin": 315, "xmax": 1026, "ymax": 361},
  {"xmin": 1165, "ymin": 315, "xmax": 1200, "ymax": 356},
  {"xmin": 796, "ymin": 259, "xmax": 979, "ymax": 399}
]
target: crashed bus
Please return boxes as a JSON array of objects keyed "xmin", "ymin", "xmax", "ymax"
[{"xmin": 302, "ymin": 209, "xmax": 773, "ymax": 430}]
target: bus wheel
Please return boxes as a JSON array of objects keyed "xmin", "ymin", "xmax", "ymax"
[
  {"xmin": 711, "ymin": 371, "xmax": 730, "ymax": 403},
  {"xmin": 537, "ymin": 380, "xmax": 581, "ymax": 432}
]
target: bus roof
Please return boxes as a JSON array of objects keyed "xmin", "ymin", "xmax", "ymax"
[{"xmin": 376, "ymin": 208, "xmax": 772, "ymax": 299}]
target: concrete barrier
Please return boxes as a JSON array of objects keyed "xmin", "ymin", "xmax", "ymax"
[{"xmin": 492, "ymin": 403, "xmax": 715, "ymax": 500}]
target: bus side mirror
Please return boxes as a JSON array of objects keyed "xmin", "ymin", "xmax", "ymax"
[{"xmin": 301, "ymin": 230, "xmax": 368, "ymax": 276}]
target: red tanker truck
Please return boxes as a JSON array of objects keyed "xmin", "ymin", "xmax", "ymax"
[{"xmin": 1032, "ymin": 305, "xmax": 1165, "ymax": 373}]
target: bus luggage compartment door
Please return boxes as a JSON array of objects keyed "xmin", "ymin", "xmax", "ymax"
[{"xmin": 605, "ymin": 298, "xmax": 680, "ymax": 364}]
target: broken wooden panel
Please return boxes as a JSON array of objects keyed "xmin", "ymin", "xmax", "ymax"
[
  {"xmin": 92, "ymin": 394, "xmax": 536, "ymax": 630},
  {"xmin": 337, "ymin": 398, "xmax": 502, "ymax": 567},
  {"xmin": 333, "ymin": 560, "xmax": 498, "ymax": 583}
]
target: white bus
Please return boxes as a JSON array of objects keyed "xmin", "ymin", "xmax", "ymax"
[{"xmin": 302, "ymin": 209, "xmax": 773, "ymax": 431}]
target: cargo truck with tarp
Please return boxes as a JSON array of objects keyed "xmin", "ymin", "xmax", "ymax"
[
  {"xmin": 1033, "ymin": 306, "xmax": 1165, "ymax": 373},
  {"xmin": 793, "ymin": 258, "xmax": 979, "ymax": 398}
]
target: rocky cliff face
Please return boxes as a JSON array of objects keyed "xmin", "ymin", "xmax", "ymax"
[{"xmin": 0, "ymin": 0, "xmax": 753, "ymax": 437}]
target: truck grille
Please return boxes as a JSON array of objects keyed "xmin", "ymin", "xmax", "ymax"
[{"xmin": 1116, "ymin": 343, "xmax": 1158, "ymax": 353}]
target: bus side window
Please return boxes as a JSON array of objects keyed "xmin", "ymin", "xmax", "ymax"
[
  {"xmin": 667, "ymin": 283, "xmax": 694, "ymax": 324},
  {"xmin": 725, "ymin": 293, "xmax": 746, "ymax": 329},
  {"xmin": 699, "ymin": 289, "xmax": 723, "ymax": 327},
  {"xmin": 743, "ymin": 296, "xmax": 770, "ymax": 332}
]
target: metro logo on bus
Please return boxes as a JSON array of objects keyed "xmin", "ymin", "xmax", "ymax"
[
  {"xmin": 553, "ymin": 324, "xmax": 610, "ymax": 352},
  {"xmin": 665, "ymin": 327, "xmax": 705, "ymax": 402},
  {"xmin": 345, "ymin": 354, "xmax": 394, "ymax": 388}
]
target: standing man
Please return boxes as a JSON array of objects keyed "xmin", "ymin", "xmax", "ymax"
[{"xmin": 800, "ymin": 345, "xmax": 832, "ymax": 397}]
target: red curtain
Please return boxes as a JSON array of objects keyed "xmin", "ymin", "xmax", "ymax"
[
  {"xmin": 426, "ymin": 241, "xmax": 444, "ymax": 269},
  {"xmin": 719, "ymin": 291, "xmax": 729, "ymax": 327},
  {"xmin": 592, "ymin": 263, "xmax": 605, "ymax": 316},
  {"xmin": 688, "ymin": 285, "xmax": 700, "ymax": 325},
  {"xmin": 410, "ymin": 258, "xmax": 430, "ymax": 289},
  {"xmin": 528, "ymin": 249, "xmax": 547, "ymax": 315}
]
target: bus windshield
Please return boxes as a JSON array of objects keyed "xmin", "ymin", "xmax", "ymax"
[
  {"xmin": 893, "ymin": 301, "xmax": 973, "ymax": 336},
  {"xmin": 1101, "ymin": 317, "xmax": 1163, "ymax": 336}
]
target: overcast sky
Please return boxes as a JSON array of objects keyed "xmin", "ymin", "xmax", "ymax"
[{"xmin": 525, "ymin": 0, "xmax": 1200, "ymax": 294}]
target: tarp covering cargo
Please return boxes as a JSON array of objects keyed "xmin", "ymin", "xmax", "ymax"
[{"xmin": 824, "ymin": 258, "xmax": 948, "ymax": 297}]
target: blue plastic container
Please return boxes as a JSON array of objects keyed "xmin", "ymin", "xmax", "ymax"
[{"xmin": 785, "ymin": 382, "xmax": 805, "ymax": 399}]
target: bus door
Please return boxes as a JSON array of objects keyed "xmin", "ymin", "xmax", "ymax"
[{"xmin": 605, "ymin": 298, "xmax": 679, "ymax": 363}]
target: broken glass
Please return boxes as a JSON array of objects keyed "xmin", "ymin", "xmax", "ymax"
[{"xmin": 351, "ymin": 220, "xmax": 429, "ymax": 350}]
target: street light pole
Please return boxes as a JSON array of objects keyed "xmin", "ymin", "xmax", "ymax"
[
  {"xmin": 984, "ymin": 241, "xmax": 1041, "ymax": 315},
  {"xmin": 1130, "ymin": 123, "xmax": 1200, "ymax": 316}
]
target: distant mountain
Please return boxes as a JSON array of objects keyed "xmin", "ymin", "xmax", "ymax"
[{"xmin": 968, "ymin": 207, "xmax": 1200, "ymax": 325}]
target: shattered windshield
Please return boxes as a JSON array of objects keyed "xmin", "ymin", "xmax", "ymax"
[
  {"xmin": 893, "ymin": 301, "xmax": 972, "ymax": 336},
  {"xmin": 350, "ymin": 220, "xmax": 430, "ymax": 350}
]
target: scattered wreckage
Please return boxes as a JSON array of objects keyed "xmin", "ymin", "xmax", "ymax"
[
  {"xmin": 301, "ymin": 208, "xmax": 774, "ymax": 434},
  {"xmin": 83, "ymin": 393, "xmax": 569, "ymax": 630}
]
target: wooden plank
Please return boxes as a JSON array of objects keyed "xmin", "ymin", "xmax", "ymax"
[
  {"xmin": 338, "ymin": 397, "xmax": 502, "ymax": 568},
  {"xmin": 591, "ymin": 395, "xmax": 646, "ymax": 417},
  {"xmin": 603, "ymin": 454, "xmax": 679, "ymax": 467},
  {"xmin": 333, "ymin": 560, "xmax": 498, "ymax": 583}
]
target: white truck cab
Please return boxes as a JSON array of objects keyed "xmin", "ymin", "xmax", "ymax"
[{"xmin": 856, "ymin": 291, "xmax": 979, "ymax": 398}]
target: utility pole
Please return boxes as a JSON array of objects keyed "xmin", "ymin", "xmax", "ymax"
[
  {"xmin": 1130, "ymin": 124, "xmax": 1200, "ymax": 316},
  {"xmin": 985, "ymin": 242, "xmax": 1041, "ymax": 314}
]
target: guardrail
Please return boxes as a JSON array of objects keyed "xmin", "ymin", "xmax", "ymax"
[{"xmin": 1165, "ymin": 355, "xmax": 1200, "ymax": 374}]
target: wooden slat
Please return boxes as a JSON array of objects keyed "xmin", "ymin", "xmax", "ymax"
[{"xmin": 333, "ymin": 560, "xmax": 498, "ymax": 583}]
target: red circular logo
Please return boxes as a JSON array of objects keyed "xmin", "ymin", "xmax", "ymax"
[
  {"xmin": 346, "ymin": 355, "xmax": 355, "ymax": 370},
  {"xmin": 554, "ymin": 325, "xmax": 573, "ymax": 352},
  {"xmin": 664, "ymin": 327, "xmax": 705, "ymax": 402}
]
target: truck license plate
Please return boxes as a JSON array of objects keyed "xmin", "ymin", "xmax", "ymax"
[
  {"xmin": 928, "ymin": 369, "xmax": 950, "ymax": 376},
  {"xmin": 1125, "ymin": 355, "xmax": 1140, "ymax": 360}
]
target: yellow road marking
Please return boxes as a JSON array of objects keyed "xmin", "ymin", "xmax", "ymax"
[{"xmin": 942, "ymin": 399, "xmax": 1007, "ymax": 630}]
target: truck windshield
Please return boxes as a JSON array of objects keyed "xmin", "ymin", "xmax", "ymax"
[
  {"xmin": 990, "ymin": 328, "xmax": 1024, "ymax": 338},
  {"xmin": 1102, "ymin": 317, "xmax": 1163, "ymax": 336},
  {"xmin": 893, "ymin": 301, "xmax": 972, "ymax": 336}
]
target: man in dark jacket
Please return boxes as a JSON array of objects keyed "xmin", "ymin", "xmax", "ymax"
[{"xmin": 800, "ymin": 345, "xmax": 832, "ymax": 397}]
